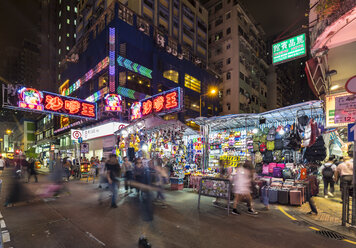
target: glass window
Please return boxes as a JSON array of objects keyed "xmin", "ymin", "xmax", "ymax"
[
  {"xmin": 58, "ymin": 74, "xmax": 61, "ymax": 80},
  {"xmin": 185, "ymin": 74, "xmax": 201, "ymax": 93},
  {"xmin": 226, "ymin": 89, "xmax": 231, "ymax": 95},
  {"xmin": 74, "ymin": 34, "xmax": 76, "ymax": 38},
  {"xmin": 59, "ymin": 36, "xmax": 61, "ymax": 42},
  {"xmin": 74, "ymin": 20, "xmax": 76, "ymax": 25},
  {"xmin": 226, "ymin": 71, "xmax": 231, "ymax": 80},
  {"xmin": 239, "ymin": 72, "xmax": 245, "ymax": 81},
  {"xmin": 67, "ymin": 6, "xmax": 70, "ymax": 11},
  {"xmin": 226, "ymin": 58, "xmax": 231, "ymax": 64},
  {"xmin": 67, "ymin": 33, "xmax": 69, "ymax": 37},
  {"xmin": 98, "ymin": 73, "xmax": 108, "ymax": 89},
  {"xmin": 59, "ymin": 11, "xmax": 61, "ymax": 17},
  {"xmin": 67, "ymin": 19, "xmax": 70, "ymax": 24},
  {"xmin": 227, "ymin": 103, "xmax": 231, "ymax": 111},
  {"xmin": 226, "ymin": 12, "xmax": 231, "ymax": 19},
  {"xmin": 66, "ymin": 46, "xmax": 70, "ymax": 50},
  {"xmin": 163, "ymin": 70, "xmax": 179, "ymax": 83},
  {"xmin": 58, "ymin": 49, "xmax": 61, "ymax": 55},
  {"xmin": 59, "ymin": 23, "xmax": 61, "ymax": 29},
  {"xmin": 226, "ymin": 44, "xmax": 231, "ymax": 50},
  {"xmin": 74, "ymin": 7, "xmax": 77, "ymax": 13},
  {"xmin": 215, "ymin": 2, "xmax": 222, "ymax": 12},
  {"xmin": 215, "ymin": 16, "xmax": 223, "ymax": 26},
  {"xmin": 215, "ymin": 31, "xmax": 223, "ymax": 41},
  {"xmin": 226, "ymin": 27, "xmax": 231, "ymax": 35}
]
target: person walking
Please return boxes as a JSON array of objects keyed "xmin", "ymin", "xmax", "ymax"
[
  {"xmin": 98, "ymin": 157, "xmax": 107, "ymax": 188},
  {"xmin": 306, "ymin": 166, "xmax": 319, "ymax": 215},
  {"xmin": 320, "ymin": 159, "xmax": 336, "ymax": 198},
  {"xmin": 134, "ymin": 158, "xmax": 145, "ymax": 196},
  {"xmin": 27, "ymin": 158, "xmax": 38, "ymax": 183},
  {"xmin": 122, "ymin": 156, "xmax": 134, "ymax": 194},
  {"xmin": 335, "ymin": 154, "xmax": 353, "ymax": 202},
  {"xmin": 230, "ymin": 161, "xmax": 258, "ymax": 215},
  {"xmin": 0, "ymin": 155, "xmax": 5, "ymax": 174},
  {"xmin": 106, "ymin": 154, "xmax": 121, "ymax": 208},
  {"xmin": 63, "ymin": 158, "xmax": 71, "ymax": 181}
]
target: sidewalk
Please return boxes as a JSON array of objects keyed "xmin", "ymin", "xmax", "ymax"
[{"xmin": 286, "ymin": 182, "xmax": 356, "ymax": 239}]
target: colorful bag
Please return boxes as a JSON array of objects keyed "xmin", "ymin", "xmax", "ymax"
[
  {"xmin": 253, "ymin": 142, "xmax": 260, "ymax": 152},
  {"xmin": 276, "ymin": 163, "xmax": 285, "ymax": 169},
  {"xmin": 273, "ymin": 167, "xmax": 283, "ymax": 178},
  {"xmin": 267, "ymin": 127, "xmax": 277, "ymax": 141},
  {"xmin": 262, "ymin": 164, "xmax": 269, "ymax": 175},
  {"xmin": 266, "ymin": 141, "xmax": 275, "ymax": 151},
  {"xmin": 274, "ymin": 150, "xmax": 282, "ymax": 162},
  {"xmin": 268, "ymin": 163, "xmax": 277, "ymax": 174},
  {"xmin": 260, "ymin": 143, "xmax": 267, "ymax": 153},
  {"xmin": 260, "ymin": 134, "xmax": 267, "ymax": 143},
  {"xmin": 264, "ymin": 151, "xmax": 273, "ymax": 163},
  {"xmin": 255, "ymin": 152, "xmax": 263, "ymax": 164},
  {"xmin": 275, "ymin": 139, "xmax": 283, "ymax": 150},
  {"xmin": 300, "ymin": 168, "xmax": 307, "ymax": 180}
]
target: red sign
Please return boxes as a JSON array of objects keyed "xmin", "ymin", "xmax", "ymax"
[
  {"xmin": 131, "ymin": 87, "xmax": 183, "ymax": 120},
  {"xmin": 345, "ymin": 75, "xmax": 356, "ymax": 94},
  {"xmin": 16, "ymin": 87, "xmax": 97, "ymax": 119},
  {"xmin": 104, "ymin": 94, "xmax": 122, "ymax": 112}
]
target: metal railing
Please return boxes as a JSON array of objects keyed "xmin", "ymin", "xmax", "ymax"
[{"xmin": 342, "ymin": 183, "xmax": 353, "ymax": 226}]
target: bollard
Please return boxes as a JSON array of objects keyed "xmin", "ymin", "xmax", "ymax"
[{"xmin": 342, "ymin": 183, "xmax": 350, "ymax": 226}]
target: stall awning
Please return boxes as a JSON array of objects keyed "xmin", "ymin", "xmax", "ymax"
[{"xmin": 191, "ymin": 101, "xmax": 324, "ymax": 131}]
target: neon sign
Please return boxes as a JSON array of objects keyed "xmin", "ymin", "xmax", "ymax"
[
  {"xmin": 109, "ymin": 28, "xmax": 116, "ymax": 92},
  {"xmin": 116, "ymin": 55, "xmax": 152, "ymax": 79},
  {"xmin": 130, "ymin": 87, "xmax": 183, "ymax": 121},
  {"xmin": 14, "ymin": 87, "xmax": 97, "ymax": 119},
  {"xmin": 272, "ymin": 33, "xmax": 306, "ymax": 65},
  {"xmin": 104, "ymin": 93, "xmax": 122, "ymax": 112}
]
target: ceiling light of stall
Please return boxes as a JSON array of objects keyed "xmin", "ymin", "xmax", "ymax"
[{"xmin": 330, "ymin": 85, "xmax": 340, "ymax": 90}]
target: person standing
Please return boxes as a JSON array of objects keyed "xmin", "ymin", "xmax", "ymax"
[
  {"xmin": 230, "ymin": 161, "xmax": 258, "ymax": 215},
  {"xmin": 0, "ymin": 156, "xmax": 5, "ymax": 174},
  {"xmin": 320, "ymin": 159, "xmax": 337, "ymax": 198},
  {"xmin": 106, "ymin": 154, "xmax": 121, "ymax": 208},
  {"xmin": 122, "ymin": 156, "xmax": 134, "ymax": 194},
  {"xmin": 335, "ymin": 154, "xmax": 353, "ymax": 202},
  {"xmin": 27, "ymin": 158, "xmax": 38, "ymax": 183}
]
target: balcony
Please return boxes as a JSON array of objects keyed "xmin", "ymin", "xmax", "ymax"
[{"xmin": 310, "ymin": 0, "xmax": 356, "ymax": 51}]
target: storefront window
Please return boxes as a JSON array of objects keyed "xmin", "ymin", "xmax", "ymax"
[
  {"xmin": 163, "ymin": 70, "xmax": 179, "ymax": 83},
  {"xmin": 184, "ymin": 74, "xmax": 201, "ymax": 93}
]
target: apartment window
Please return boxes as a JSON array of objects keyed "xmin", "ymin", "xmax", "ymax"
[
  {"xmin": 59, "ymin": 23, "xmax": 61, "ymax": 29},
  {"xmin": 66, "ymin": 46, "xmax": 70, "ymax": 50},
  {"xmin": 226, "ymin": 71, "xmax": 231, "ymax": 80},
  {"xmin": 239, "ymin": 72, "xmax": 245, "ymax": 81},
  {"xmin": 58, "ymin": 49, "xmax": 61, "ymax": 55},
  {"xmin": 226, "ymin": 27, "xmax": 231, "ymax": 35},
  {"xmin": 74, "ymin": 34, "xmax": 76, "ymax": 38},
  {"xmin": 226, "ymin": 89, "xmax": 231, "ymax": 95},
  {"xmin": 74, "ymin": 20, "xmax": 76, "ymax": 25},
  {"xmin": 215, "ymin": 31, "xmax": 223, "ymax": 41},
  {"xmin": 215, "ymin": 47, "xmax": 222, "ymax": 55},
  {"xmin": 74, "ymin": 7, "xmax": 77, "ymax": 13},
  {"xmin": 226, "ymin": 44, "xmax": 231, "ymax": 50},
  {"xmin": 58, "ymin": 74, "xmax": 61, "ymax": 80},
  {"xmin": 239, "ymin": 87, "xmax": 245, "ymax": 94},
  {"xmin": 67, "ymin": 19, "xmax": 70, "ymax": 24},
  {"xmin": 59, "ymin": 36, "xmax": 61, "ymax": 42},
  {"xmin": 59, "ymin": 11, "xmax": 61, "ymax": 17},
  {"xmin": 215, "ymin": 16, "xmax": 223, "ymax": 27},
  {"xmin": 67, "ymin": 33, "xmax": 69, "ymax": 37},
  {"xmin": 226, "ymin": 12, "xmax": 231, "ymax": 19},
  {"xmin": 59, "ymin": 0, "xmax": 61, "ymax": 4},
  {"xmin": 67, "ymin": 6, "xmax": 70, "ymax": 11},
  {"xmin": 185, "ymin": 74, "xmax": 201, "ymax": 93},
  {"xmin": 215, "ymin": 2, "xmax": 223, "ymax": 12},
  {"xmin": 227, "ymin": 103, "xmax": 231, "ymax": 111},
  {"xmin": 163, "ymin": 70, "xmax": 179, "ymax": 83},
  {"xmin": 226, "ymin": 58, "xmax": 231, "ymax": 65}
]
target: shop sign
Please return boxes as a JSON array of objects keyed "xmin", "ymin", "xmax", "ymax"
[
  {"xmin": 82, "ymin": 121, "xmax": 128, "ymax": 141},
  {"xmin": 272, "ymin": 33, "xmax": 306, "ymax": 65},
  {"xmin": 220, "ymin": 155, "xmax": 240, "ymax": 167},
  {"xmin": 51, "ymin": 144, "xmax": 55, "ymax": 151},
  {"xmin": 2, "ymin": 84, "xmax": 97, "ymax": 119},
  {"xmin": 334, "ymin": 95, "xmax": 356, "ymax": 124},
  {"xmin": 71, "ymin": 129, "xmax": 82, "ymax": 141},
  {"xmin": 325, "ymin": 92, "xmax": 352, "ymax": 128},
  {"xmin": 104, "ymin": 93, "xmax": 122, "ymax": 112},
  {"xmin": 131, "ymin": 87, "xmax": 183, "ymax": 121}
]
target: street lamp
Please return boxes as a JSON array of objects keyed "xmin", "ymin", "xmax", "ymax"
[
  {"xmin": 6, "ymin": 129, "xmax": 12, "ymax": 135},
  {"xmin": 200, "ymin": 88, "xmax": 218, "ymax": 117}
]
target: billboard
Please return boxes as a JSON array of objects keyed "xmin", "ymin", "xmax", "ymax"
[
  {"xmin": 131, "ymin": 87, "xmax": 183, "ymax": 121},
  {"xmin": 272, "ymin": 33, "xmax": 306, "ymax": 65},
  {"xmin": 325, "ymin": 92, "xmax": 352, "ymax": 128},
  {"xmin": 2, "ymin": 84, "xmax": 97, "ymax": 119}
]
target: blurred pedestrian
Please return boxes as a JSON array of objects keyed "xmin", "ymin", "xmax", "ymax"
[
  {"xmin": 153, "ymin": 157, "xmax": 168, "ymax": 206},
  {"xmin": 27, "ymin": 158, "xmax": 38, "ymax": 183},
  {"xmin": 106, "ymin": 154, "xmax": 121, "ymax": 208},
  {"xmin": 0, "ymin": 155, "xmax": 5, "ymax": 173},
  {"xmin": 230, "ymin": 161, "xmax": 258, "ymax": 215},
  {"xmin": 134, "ymin": 158, "xmax": 145, "ymax": 196},
  {"xmin": 122, "ymin": 156, "xmax": 133, "ymax": 194},
  {"xmin": 98, "ymin": 157, "xmax": 107, "ymax": 189},
  {"xmin": 63, "ymin": 157, "xmax": 71, "ymax": 181},
  {"xmin": 335, "ymin": 154, "xmax": 353, "ymax": 202},
  {"xmin": 320, "ymin": 159, "xmax": 336, "ymax": 198}
]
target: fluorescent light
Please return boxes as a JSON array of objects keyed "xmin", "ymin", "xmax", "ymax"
[{"xmin": 330, "ymin": 85, "xmax": 340, "ymax": 90}]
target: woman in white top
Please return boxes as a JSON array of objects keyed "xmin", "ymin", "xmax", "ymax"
[{"xmin": 230, "ymin": 160, "xmax": 258, "ymax": 215}]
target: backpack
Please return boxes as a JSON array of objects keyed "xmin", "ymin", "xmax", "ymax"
[
  {"xmin": 260, "ymin": 134, "xmax": 267, "ymax": 143},
  {"xmin": 282, "ymin": 168, "xmax": 293, "ymax": 179},
  {"xmin": 283, "ymin": 150, "xmax": 293, "ymax": 163},
  {"xmin": 262, "ymin": 164, "xmax": 269, "ymax": 175},
  {"xmin": 322, "ymin": 166, "xmax": 334, "ymax": 179},
  {"xmin": 275, "ymin": 139, "xmax": 283, "ymax": 150},
  {"xmin": 264, "ymin": 151, "xmax": 273, "ymax": 163},
  {"xmin": 274, "ymin": 150, "xmax": 282, "ymax": 162},
  {"xmin": 255, "ymin": 163, "xmax": 263, "ymax": 174},
  {"xmin": 255, "ymin": 152, "xmax": 263, "ymax": 164},
  {"xmin": 253, "ymin": 135, "xmax": 260, "ymax": 142},
  {"xmin": 267, "ymin": 127, "xmax": 276, "ymax": 141},
  {"xmin": 253, "ymin": 142, "xmax": 260, "ymax": 152},
  {"xmin": 275, "ymin": 125, "xmax": 284, "ymax": 139},
  {"xmin": 263, "ymin": 127, "xmax": 270, "ymax": 134},
  {"xmin": 266, "ymin": 141, "xmax": 275, "ymax": 151},
  {"xmin": 260, "ymin": 143, "xmax": 267, "ymax": 153}
]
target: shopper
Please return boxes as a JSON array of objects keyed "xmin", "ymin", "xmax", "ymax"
[
  {"xmin": 230, "ymin": 161, "xmax": 258, "ymax": 215},
  {"xmin": 213, "ymin": 159, "xmax": 228, "ymax": 208},
  {"xmin": 0, "ymin": 155, "xmax": 5, "ymax": 173},
  {"xmin": 306, "ymin": 166, "xmax": 319, "ymax": 215},
  {"xmin": 335, "ymin": 154, "xmax": 353, "ymax": 202},
  {"xmin": 98, "ymin": 157, "xmax": 107, "ymax": 189},
  {"xmin": 320, "ymin": 159, "xmax": 336, "ymax": 198},
  {"xmin": 153, "ymin": 157, "xmax": 168, "ymax": 206},
  {"xmin": 134, "ymin": 158, "xmax": 145, "ymax": 196},
  {"xmin": 63, "ymin": 158, "xmax": 71, "ymax": 181},
  {"xmin": 27, "ymin": 158, "xmax": 38, "ymax": 183},
  {"xmin": 122, "ymin": 156, "xmax": 134, "ymax": 194},
  {"xmin": 106, "ymin": 154, "xmax": 121, "ymax": 208}
]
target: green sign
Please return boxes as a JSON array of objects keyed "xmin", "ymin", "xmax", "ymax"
[{"xmin": 272, "ymin": 33, "xmax": 306, "ymax": 65}]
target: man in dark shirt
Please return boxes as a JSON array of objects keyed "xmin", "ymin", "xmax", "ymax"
[{"xmin": 106, "ymin": 154, "xmax": 121, "ymax": 208}]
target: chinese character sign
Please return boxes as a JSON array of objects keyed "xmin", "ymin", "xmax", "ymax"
[
  {"xmin": 272, "ymin": 33, "xmax": 306, "ymax": 65},
  {"xmin": 130, "ymin": 87, "xmax": 183, "ymax": 121},
  {"xmin": 104, "ymin": 93, "xmax": 122, "ymax": 112},
  {"xmin": 9, "ymin": 86, "xmax": 97, "ymax": 119}
]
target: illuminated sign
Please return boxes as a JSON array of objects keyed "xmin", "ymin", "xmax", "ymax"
[
  {"xmin": 104, "ymin": 94, "xmax": 122, "ymax": 112},
  {"xmin": 82, "ymin": 121, "xmax": 128, "ymax": 140},
  {"xmin": 130, "ymin": 87, "xmax": 183, "ymax": 121},
  {"xmin": 325, "ymin": 92, "xmax": 352, "ymax": 128},
  {"xmin": 2, "ymin": 84, "xmax": 97, "ymax": 119},
  {"xmin": 116, "ymin": 55, "xmax": 152, "ymax": 79},
  {"xmin": 117, "ymin": 86, "xmax": 149, "ymax": 100},
  {"xmin": 272, "ymin": 33, "xmax": 306, "ymax": 65},
  {"xmin": 109, "ymin": 28, "xmax": 116, "ymax": 92}
]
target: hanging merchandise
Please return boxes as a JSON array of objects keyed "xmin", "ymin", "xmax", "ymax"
[
  {"xmin": 260, "ymin": 142, "xmax": 267, "ymax": 153},
  {"xmin": 304, "ymin": 136, "xmax": 326, "ymax": 162},
  {"xmin": 275, "ymin": 139, "xmax": 283, "ymax": 150},
  {"xmin": 255, "ymin": 151, "xmax": 263, "ymax": 164},
  {"xmin": 267, "ymin": 127, "xmax": 277, "ymax": 141},
  {"xmin": 266, "ymin": 141, "xmax": 275, "ymax": 151}
]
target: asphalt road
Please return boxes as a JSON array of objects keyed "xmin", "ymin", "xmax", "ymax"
[{"xmin": 0, "ymin": 175, "xmax": 355, "ymax": 248}]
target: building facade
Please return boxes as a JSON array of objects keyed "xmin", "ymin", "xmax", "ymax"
[{"xmin": 204, "ymin": 0, "xmax": 269, "ymax": 115}]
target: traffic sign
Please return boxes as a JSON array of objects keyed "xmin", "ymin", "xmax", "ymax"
[
  {"xmin": 78, "ymin": 137, "xmax": 83, "ymax": 143},
  {"xmin": 348, "ymin": 123, "xmax": 356, "ymax": 142},
  {"xmin": 345, "ymin": 75, "xmax": 356, "ymax": 94},
  {"xmin": 81, "ymin": 143, "xmax": 89, "ymax": 153}
]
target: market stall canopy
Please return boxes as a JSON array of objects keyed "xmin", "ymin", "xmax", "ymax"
[
  {"xmin": 114, "ymin": 114, "xmax": 197, "ymax": 136},
  {"xmin": 190, "ymin": 101, "xmax": 324, "ymax": 131}
]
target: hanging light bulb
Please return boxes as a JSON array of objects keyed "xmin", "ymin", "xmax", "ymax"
[{"xmin": 252, "ymin": 128, "xmax": 258, "ymax": 134}]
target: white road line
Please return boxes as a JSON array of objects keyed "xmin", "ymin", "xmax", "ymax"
[
  {"xmin": 2, "ymin": 230, "xmax": 11, "ymax": 243},
  {"xmin": 86, "ymin": 232, "xmax": 106, "ymax": 246},
  {"xmin": 0, "ymin": 220, "xmax": 6, "ymax": 229}
]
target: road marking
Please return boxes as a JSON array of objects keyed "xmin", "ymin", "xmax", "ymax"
[
  {"xmin": 0, "ymin": 219, "xmax": 6, "ymax": 228},
  {"xmin": 86, "ymin": 231, "xmax": 106, "ymax": 246},
  {"xmin": 309, "ymin": 226, "xmax": 320, "ymax": 231},
  {"xmin": 343, "ymin": 239, "xmax": 356, "ymax": 245},
  {"xmin": 2, "ymin": 230, "xmax": 10, "ymax": 243},
  {"xmin": 277, "ymin": 206, "xmax": 297, "ymax": 221}
]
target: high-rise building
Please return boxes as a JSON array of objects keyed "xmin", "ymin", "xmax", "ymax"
[{"xmin": 204, "ymin": 0, "xmax": 269, "ymax": 114}]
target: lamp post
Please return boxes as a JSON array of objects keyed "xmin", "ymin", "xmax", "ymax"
[{"xmin": 199, "ymin": 88, "xmax": 217, "ymax": 117}]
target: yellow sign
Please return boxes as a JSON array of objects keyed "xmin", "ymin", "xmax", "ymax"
[{"xmin": 220, "ymin": 156, "xmax": 240, "ymax": 167}]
